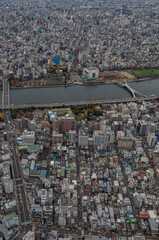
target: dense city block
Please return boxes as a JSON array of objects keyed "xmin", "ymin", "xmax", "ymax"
[{"xmin": 1, "ymin": 100, "xmax": 159, "ymax": 239}]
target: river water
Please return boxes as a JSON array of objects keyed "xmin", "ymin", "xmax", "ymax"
[{"xmin": 0, "ymin": 78, "xmax": 159, "ymax": 105}]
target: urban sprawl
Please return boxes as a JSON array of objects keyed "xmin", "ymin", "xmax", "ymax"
[
  {"xmin": 1, "ymin": 100, "xmax": 159, "ymax": 239},
  {"xmin": 1, "ymin": 0, "xmax": 159, "ymax": 87},
  {"xmin": 1, "ymin": 0, "xmax": 159, "ymax": 239}
]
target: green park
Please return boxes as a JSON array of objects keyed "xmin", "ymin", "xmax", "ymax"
[{"xmin": 132, "ymin": 68, "xmax": 159, "ymax": 79}]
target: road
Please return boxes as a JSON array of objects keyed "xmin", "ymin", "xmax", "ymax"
[
  {"xmin": 2, "ymin": 79, "xmax": 32, "ymax": 239},
  {"xmin": 2, "ymin": 78, "xmax": 10, "ymax": 107},
  {"xmin": 1, "ymin": 95, "xmax": 157, "ymax": 110},
  {"xmin": 75, "ymin": 124, "xmax": 83, "ymax": 239}
]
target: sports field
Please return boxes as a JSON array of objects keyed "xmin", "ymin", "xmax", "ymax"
[
  {"xmin": 51, "ymin": 108, "xmax": 73, "ymax": 115},
  {"xmin": 133, "ymin": 69, "xmax": 159, "ymax": 78},
  {"xmin": 100, "ymin": 73, "xmax": 123, "ymax": 80}
]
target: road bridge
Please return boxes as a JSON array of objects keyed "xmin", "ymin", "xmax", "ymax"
[
  {"xmin": 2, "ymin": 78, "xmax": 10, "ymax": 107},
  {"xmin": 118, "ymin": 80, "xmax": 147, "ymax": 98}
]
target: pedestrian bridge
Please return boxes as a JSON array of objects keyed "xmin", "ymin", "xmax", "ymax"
[{"xmin": 118, "ymin": 80, "xmax": 147, "ymax": 98}]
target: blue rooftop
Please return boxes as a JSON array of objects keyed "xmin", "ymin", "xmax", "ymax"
[{"xmin": 39, "ymin": 170, "xmax": 46, "ymax": 178}]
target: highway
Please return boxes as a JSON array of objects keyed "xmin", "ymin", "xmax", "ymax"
[
  {"xmin": 0, "ymin": 95, "xmax": 158, "ymax": 110},
  {"xmin": 2, "ymin": 78, "xmax": 32, "ymax": 239}
]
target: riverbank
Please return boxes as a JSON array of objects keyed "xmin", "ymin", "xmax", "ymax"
[
  {"xmin": 10, "ymin": 81, "xmax": 124, "ymax": 89},
  {"xmin": 132, "ymin": 77, "xmax": 157, "ymax": 82},
  {"xmin": 0, "ymin": 77, "xmax": 155, "ymax": 107},
  {"xmin": 9, "ymin": 76, "xmax": 158, "ymax": 90}
]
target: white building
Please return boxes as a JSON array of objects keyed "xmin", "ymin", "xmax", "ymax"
[
  {"xmin": 79, "ymin": 131, "xmax": 89, "ymax": 146},
  {"xmin": 41, "ymin": 189, "xmax": 48, "ymax": 206},
  {"xmin": 100, "ymin": 120, "xmax": 107, "ymax": 132},
  {"xmin": 133, "ymin": 193, "xmax": 143, "ymax": 208},
  {"xmin": 22, "ymin": 231, "xmax": 35, "ymax": 240},
  {"xmin": 48, "ymin": 189, "xmax": 53, "ymax": 205},
  {"xmin": 3, "ymin": 161, "xmax": 11, "ymax": 176},
  {"xmin": 93, "ymin": 130, "xmax": 109, "ymax": 146},
  {"xmin": 116, "ymin": 131, "xmax": 125, "ymax": 140},
  {"xmin": 147, "ymin": 132, "xmax": 156, "ymax": 147},
  {"xmin": 69, "ymin": 130, "xmax": 76, "ymax": 143},
  {"xmin": 20, "ymin": 130, "xmax": 35, "ymax": 145},
  {"xmin": 113, "ymin": 180, "xmax": 119, "ymax": 193},
  {"xmin": 3, "ymin": 177, "xmax": 14, "ymax": 194},
  {"xmin": 28, "ymin": 120, "xmax": 36, "ymax": 131},
  {"xmin": 83, "ymin": 67, "xmax": 99, "ymax": 78}
]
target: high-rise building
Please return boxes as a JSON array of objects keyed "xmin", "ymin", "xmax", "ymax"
[
  {"xmin": 28, "ymin": 120, "xmax": 36, "ymax": 131},
  {"xmin": 61, "ymin": 116, "xmax": 75, "ymax": 133},
  {"xmin": 48, "ymin": 189, "xmax": 53, "ymax": 205},
  {"xmin": 147, "ymin": 122, "xmax": 156, "ymax": 133},
  {"xmin": 20, "ymin": 130, "xmax": 35, "ymax": 145},
  {"xmin": 113, "ymin": 180, "xmax": 119, "ymax": 193},
  {"xmin": 22, "ymin": 117, "xmax": 29, "ymax": 129},
  {"xmin": 79, "ymin": 131, "xmax": 89, "ymax": 146},
  {"xmin": 52, "ymin": 118, "xmax": 61, "ymax": 132},
  {"xmin": 118, "ymin": 137, "xmax": 133, "ymax": 149},
  {"xmin": 52, "ymin": 131, "xmax": 63, "ymax": 145},
  {"xmin": 133, "ymin": 193, "xmax": 143, "ymax": 208},
  {"xmin": 153, "ymin": 150, "xmax": 159, "ymax": 164},
  {"xmin": 41, "ymin": 189, "xmax": 48, "ymax": 206},
  {"xmin": 69, "ymin": 130, "xmax": 76, "ymax": 143},
  {"xmin": 93, "ymin": 130, "xmax": 109, "ymax": 146},
  {"xmin": 3, "ymin": 177, "xmax": 14, "ymax": 194},
  {"xmin": 147, "ymin": 132, "xmax": 156, "ymax": 147},
  {"xmin": 3, "ymin": 162, "xmax": 11, "ymax": 176},
  {"xmin": 137, "ymin": 121, "xmax": 147, "ymax": 136},
  {"xmin": 110, "ymin": 131, "xmax": 115, "ymax": 144},
  {"xmin": 14, "ymin": 119, "xmax": 23, "ymax": 132},
  {"xmin": 100, "ymin": 120, "xmax": 107, "ymax": 132},
  {"xmin": 116, "ymin": 131, "xmax": 125, "ymax": 140}
]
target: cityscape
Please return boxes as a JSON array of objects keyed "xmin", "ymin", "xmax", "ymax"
[
  {"xmin": 1, "ymin": 0, "xmax": 159, "ymax": 240},
  {"xmin": 1, "ymin": 0, "xmax": 159, "ymax": 87}
]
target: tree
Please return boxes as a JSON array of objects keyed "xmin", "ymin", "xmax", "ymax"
[
  {"xmin": 0, "ymin": 112, "xmax": 4, "ymax": 121},
  {"xmin": 94, "ymin": 110, "xmax": 103, "ymax": 116},
  {"xmin": 11, "ymin": 112, "xmax": 17, "ymax": 119}
]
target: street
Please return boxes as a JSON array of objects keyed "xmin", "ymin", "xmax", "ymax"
[{"xmin": 2, "ymin": 79, "xmax": 32, "ymax": 239}]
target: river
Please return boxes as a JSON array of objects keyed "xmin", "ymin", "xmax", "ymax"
[{"xmin": 1, "ymin": 78, "xmax": 159, "ymax": 105}]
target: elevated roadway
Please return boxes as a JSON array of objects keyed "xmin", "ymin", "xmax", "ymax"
[{"xmin": 0, "ymin": 96, "xmax": 157, "ymax": 110}]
